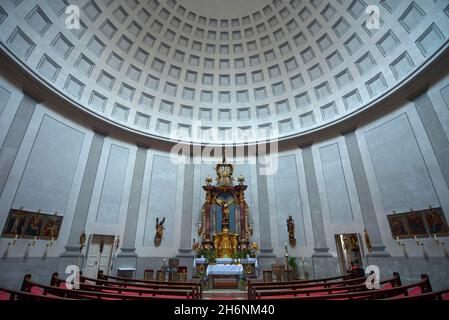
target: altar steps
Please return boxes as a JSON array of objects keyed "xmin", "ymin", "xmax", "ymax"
[{"xmin": 203, "ymin": 289, "xmax": 248, "ymax": 300}]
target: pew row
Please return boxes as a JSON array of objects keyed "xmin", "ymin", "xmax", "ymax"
[
  {"xmin": 248, "ymin": 274, "xmax": 373, "ymax": 299},
  {"xmin": 259, "ymin": 275, "xmax": 432, "ymax": 300},
  {"xmin": 0, "ymin": 286, "xmax": 73, "ymax": 300},
  {"xmin": 251, "ymin": 273, "xmax": 401, "ymax": 300},
  {"xmin": 51, "ymin": 272, "xmax": 200, "ymax": 299},
  {"xmin": 21, "ymin": 274, "xmax": 193, "ymax": 300}
]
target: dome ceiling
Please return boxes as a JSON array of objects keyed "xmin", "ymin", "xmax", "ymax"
[
  {"xmin": 0, "ymin": 0, "xmax": 448, "ymax": 145},
  {"xmin": 180, "ymin": 0, "xmax": 272, "ymax": 19}
]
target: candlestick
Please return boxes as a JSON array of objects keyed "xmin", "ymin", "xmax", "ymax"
[
  {"xmin": 415, "ymin": 236, "xmax": 424, "ymax": 247},
  {"xmin": 396, "ymin": 236, "xmax": 405, "ymax": 247},
  {"xmin": 433, "ymin": 234, "xmax": 445, "ymax": 246},
  {"xmin": 8, "ymin": 235, "xmax": 18, "ymax": 246}
]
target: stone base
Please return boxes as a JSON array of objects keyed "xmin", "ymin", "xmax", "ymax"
[{"xmin": 311, "ymin": 256, "xmax": 340, "ymax": 279}]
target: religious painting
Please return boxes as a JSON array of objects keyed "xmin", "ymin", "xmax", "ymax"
[
  {"xmin": 406, "ymin": 212, "xmax": 427, "ymax": 236},
  {"xmin": 2, "ymin": 209, "xmax": 27, "ymax": 236},
  {"xmin": 25, "ymin": 213, "xmax": 44, "ymax": 237},
  {"xmin": 387, "ymin": 214, "xmax": 410, "ymax": 238},
  {"xmin": 423, "ymin": 208, "xmax": 449, "ymax": 235},
  {"xmin": 2, "ymin": 208, "xmax": 63, "ymax": 239},
  {"xmin": 41, "ymin": 215, "xmax": 63, "ymax": 239},
  {"xmin": 387, "ymin": 207, "xmax": 448, "ymax": 239}
]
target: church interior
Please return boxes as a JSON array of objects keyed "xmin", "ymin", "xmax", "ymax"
[{"xmin": 0, "ymin": 0, "xmax": 449, "ymax": 302}]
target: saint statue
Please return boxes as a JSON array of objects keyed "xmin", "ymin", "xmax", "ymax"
[
  {"xmin": 287, "ymin": 215, "xmax": 296, "ymax": 246},
  {"xmin": 154, "ymin": 217, "xmax": 165, "ymax": 247}
]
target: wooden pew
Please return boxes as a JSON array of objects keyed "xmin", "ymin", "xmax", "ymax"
[
  {"xmin": 95, "ymin": 270, "xmax": 202, "ymax": 298},
  {"xmin": 262, "ymin": 275, "xmax": 432, "ymax": 300},
  {"xmin": 248, "ymin": 274, "xmax": 371, "ymax": 299},
  {"xmin": 0, "ymin": 286, "xmax": 73, "ymax": 300},
  {"xmin": 51, "ymin": 272, "xmax": 199, "ymax": 299},
  {"xmin": 253, "ymin": 273, "xmax": 401, "ymax": 299},
  {"xmin": 247, "ymin": 273, "xmax": 354, "ymax": 298},
  {"xmin": 383, "ymin": 287, "xmax": 449, "ymax": 300},
  {"xmin": 21, "ymin": 274, "xmax": 189, "ymax": 300}
]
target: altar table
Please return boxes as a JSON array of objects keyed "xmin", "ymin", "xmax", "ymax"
[{"xmin": 206, "ymin": 264, "xmax": 243, "ymax": 289}]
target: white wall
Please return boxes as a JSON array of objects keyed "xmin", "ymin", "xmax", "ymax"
[{"xmin": 0, "ymin": 62, "xmax": 449, "ymax": 284}]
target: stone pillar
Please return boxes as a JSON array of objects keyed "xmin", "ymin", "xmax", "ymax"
[
  {"xmin": 256, "ymin": 157, "xmax": 275, "ymax": 271},
  {"xmin": 412, "ymin": 93, "xmax": 449, "ymax": 187},
  {"xmin": 176, "ymin": 163, "xmax": 195, "ymax": 277},
  {"xmin": 300, "ymin": 144, "xmax": 330, "ymax": 256},
  {"xmin": 177, "ymin": 162, "xmax": 195, "ymax": 257},
  {"xmin": 343, "ymin": 130, "xmax": 389, "ymax": 257},
  {"xmin": 0, "ymin": 93, "xmax": 38, "ymax": 195},
  {"xmin": 300, "ymin": 144, "xmax": 338, "ymax": 278},
  {"xmin": 115, "ymin": 144, "xmax": 149, "ymax": 270},
  {"xmin": 60, "ymin": 131, "xmax": 106, "ymax": 261}
]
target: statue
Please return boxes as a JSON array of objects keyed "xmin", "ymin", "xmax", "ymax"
[
  {"xmin": 154, "ymin": 217, "xmax": 165, "ymax": 247},
  {"xmin": 287, "ymin": 216, "xmax": 296, "ymax": 246},
  {"xmin": 215, "ymin": 198, "xmax": 235, "ymax": 224}
]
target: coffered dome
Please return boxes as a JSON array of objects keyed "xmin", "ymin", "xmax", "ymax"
[{"xmin": 0, "ymin": 0, "xmax": 448, "ymax": 144}]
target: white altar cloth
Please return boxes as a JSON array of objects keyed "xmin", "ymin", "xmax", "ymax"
[
  {"xmin": 194, "ymin": 257, "xmax": 258, "ymax": 269},
  {"xmin": 206, "ymin": 264, "xmax": 243, "ymax": 276}
]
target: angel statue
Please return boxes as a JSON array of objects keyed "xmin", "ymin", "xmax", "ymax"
[
  {"xmin": 215, "ymin": 198, "xmax": 235, "ymax": 222},
  {"xmin": 154, "ymin": 217, "xmax": 165, "ymax": 247}
]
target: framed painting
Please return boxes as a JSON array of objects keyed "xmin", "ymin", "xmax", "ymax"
[
  {"xmin": 423, "ymin": 208, "xmax": 449, "ymax": 235},
  {"xmin": 387, "ymin": 214, "xmax": 410, "ymax": 238},
  {"xmin": 405, "ymin": 212, "xmax": 427, "ymax": 236},
  {"xmin": 23, "ymin": 213, "xmax": 44, "ymax": 237},
  {"xmin": 40, "ymin": 215, "xmax": 63, "ymax": 239},
  {"xmin": 2, "ymin": 208, "xmax": 63, "ymax": 239},
  {"xmin": 2, "ymin": 209, "xmax": 27, "ymax": 237}
]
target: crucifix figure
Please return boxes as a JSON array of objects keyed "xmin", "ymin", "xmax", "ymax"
[{"xmin": 215, "ymin": 198, "xmax": 235, "ymax": 227}]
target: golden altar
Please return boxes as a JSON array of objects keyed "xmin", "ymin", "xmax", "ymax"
[{"xmin": 195, "ymin": 154, "xmax": 255, "ymax": 259}]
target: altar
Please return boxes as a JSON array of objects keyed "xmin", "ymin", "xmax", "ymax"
[
  {"xmin": 206, "ymin": 263, "xmax": 243, "ymax": 289},
  {"xmin": 192, "ymin": 154, "xmax": 260, "ymax": 288}
]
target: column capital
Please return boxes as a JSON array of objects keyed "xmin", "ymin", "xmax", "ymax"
[
  {"xmin": 340, "ymin": 126, "xmax": 357, "ymax": 136},
  {"xmin": 135, "ymin": 142, "xmax": 151, "ymax": 149},
  {"xmin": 92, "ymin": 127, "xmax": 109, "ymax": 137},
  {"xmin": 406, "ymin": 85, "xmax": 429, "ymax": 102},
  {"xmin": 297, "ymin": 141, "xmax": 313, "ymax": 149}
]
